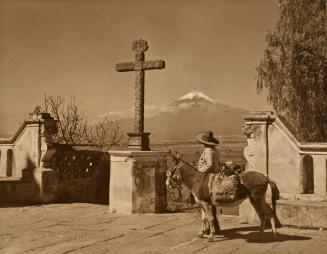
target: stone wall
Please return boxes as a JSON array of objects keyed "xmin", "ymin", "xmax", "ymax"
[
  {"xmin": 0, "ymin": 143, "xmax": 110, "ymax": 204},
  {"xmin": 0, "ymin": 177, "xmax": 41, "ymax": 203},
  {"xmin": 243, "ymin": 111, "xmax": 327, "ymax": 197},
  {"xmin": 243, "ymin": 114, "xmax": 302, "ymax": 193},
  {"xmin": 240, "ymin": 111, "xmax": 327, "ymax": 227},
  {"xmin": 0, "ymin": 108, "xmax": 110, "ymax": 204},
  {"xmin": 0, "ymin": 108, "xmax": 57, "ymax": 177},
  {"xmin": 109, "ymin": 151, "xmax": 167, "ymax": 214},
  {"xmin": 44, "ymin": 143, "xmax": 110, "ymax": 204}
]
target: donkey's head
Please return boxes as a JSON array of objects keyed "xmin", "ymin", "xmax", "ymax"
[
  {"xmin": 166, "ymin": 163, "xmax": 183, "ymax": 190},
  {"xmin": 166, "ymin": 151, "xmax": 184, "ymax": 190}
]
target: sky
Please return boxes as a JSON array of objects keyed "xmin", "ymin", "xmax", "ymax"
[{"xmin": 0, "ymin": 0, "xmax": 278, "ymax": 135}]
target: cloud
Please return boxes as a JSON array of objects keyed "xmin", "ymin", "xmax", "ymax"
[{"xmin": 98, "ymin": 104, "xmax": 162, "ymax": 119}]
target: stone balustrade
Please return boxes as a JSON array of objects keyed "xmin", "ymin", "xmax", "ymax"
[
  {"xmin": 0, "ymin": 108, "xmax": 110, "ymax": 204},
  {"xmin": 0, "ymin": 107, "xmax": 57, "ymax": 178},
  {"xmin": 243, "ymin": 111, "xmax": 327, "ymax": 197},
  {"xmin": 240, "ymin": 111, "xmax": 327, "ymax": 228},
  {"xmin": 40, "ymin": 143, "xmax": 110, "ymax": 203}
]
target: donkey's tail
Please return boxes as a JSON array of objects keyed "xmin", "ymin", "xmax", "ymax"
[
  {"xmin": 268, "ymin": 180, "xmax": 279, "ymax": 214},
  {"xmin": 268, "ymin": 180, "xmax": 282, "ymax": 227}
]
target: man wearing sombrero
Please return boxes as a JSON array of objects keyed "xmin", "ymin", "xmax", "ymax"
[
  {"xmin": 196, "ymin": 131, "xmax": 221, "ymax": 194},
  {"xmin": 196, "ymin": 131, "xmax": 221, "ymax": 172}
]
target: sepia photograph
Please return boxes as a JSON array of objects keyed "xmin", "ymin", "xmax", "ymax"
[{"xmin": 0, "ymin": 0, "xmax": 326, "ymax": 253}]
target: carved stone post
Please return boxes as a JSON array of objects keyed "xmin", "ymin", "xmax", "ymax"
[
  {"xmin": 116, "ymin": 39, "xmax": 165, "ymax": 150},
  {"xmin": 110, "ymin": 40, "xmax": 168, "ymax": 214}
]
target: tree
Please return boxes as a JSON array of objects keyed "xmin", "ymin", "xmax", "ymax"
[
  {"xmin": 43, "ymin": 95, "xmax": 122, "ymax": 150},
  {"xmin": 257, "ymin": 0, "xmax": 326, "ymax": 142},
  {"xmin": 87, "ymin": 117, "xmax": 122, "ymax": 151}
]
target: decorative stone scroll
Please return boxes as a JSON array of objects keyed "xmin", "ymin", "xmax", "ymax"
[{"xmin": 242, "ymin": 125, "xmax": 255, "ymax": 170}]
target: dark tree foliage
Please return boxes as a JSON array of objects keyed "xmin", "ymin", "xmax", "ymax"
[{"xmin": 257, "ymin": 0, "xmax": 327, "ymax": 142}]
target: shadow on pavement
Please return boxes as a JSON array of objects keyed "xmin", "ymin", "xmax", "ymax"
[
  {"xmin": 0, "ymin": 203, "xmax": 44, "ymax": 208},
  {"xmin": 215, "ymin": 226, "xmax": 312, "ymax": 243}
]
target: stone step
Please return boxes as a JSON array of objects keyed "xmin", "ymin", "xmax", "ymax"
[
  {"xmin": 0, "ymin": 176, "xmax": 22, "ymax": 182},
  {"xmin": 279, "ymin": 192, "xmax": 327, "ymax": 202},
  {"xmin": 276, "ymin": 199, "xmax": 327, "ymax": 229}
]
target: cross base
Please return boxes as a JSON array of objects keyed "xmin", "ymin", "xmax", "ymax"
[{"xmin": 127, "ymin": 132, "xmax": 151, "ymax": 151}]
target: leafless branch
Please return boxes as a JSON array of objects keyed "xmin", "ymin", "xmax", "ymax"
[{"xmin": 42, "ymin": 94, "xmax": 122, "ymax": 148}]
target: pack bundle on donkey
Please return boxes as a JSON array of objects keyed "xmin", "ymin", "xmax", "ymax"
[
  {"xmin": 166, "ymin": 156, "xmax": 281, "ymax": 242},
  {"xmin": 210, "ymin": 162, "xmax": 242, "ymax": 203}
]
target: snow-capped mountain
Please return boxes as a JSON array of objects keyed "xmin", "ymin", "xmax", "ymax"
[
  {"xmin": 171, "ymin": 90, "xmax": 215, "ymax": 107},
  {"xmin": 100, "ymin": 90, "xmax": 249, "ymax": 140}
]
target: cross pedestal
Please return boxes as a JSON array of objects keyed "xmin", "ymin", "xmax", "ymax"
[
  {"xmin": 127, "ymin": 132, "xmax": 150, "ymax": 151},
  {"xmin": 116, "ymin": 39, "xmax": 165, "ymax": 151},
  {"xmin": 109, "ymin": 150, "xmax": 168, "ymax": 214}
]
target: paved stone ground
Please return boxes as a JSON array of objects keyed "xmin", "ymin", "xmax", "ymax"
[{"xmin": 0, "ymin": 203, "xmax": 327, "ymax": 254}]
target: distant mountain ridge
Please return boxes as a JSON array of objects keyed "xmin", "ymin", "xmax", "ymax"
[{"xmin": 103, "ymin": 90, "xmax": 249, "ymax": 141}]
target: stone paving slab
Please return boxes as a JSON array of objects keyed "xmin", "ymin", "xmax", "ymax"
[{"xmin": 1, "ymin": 203, "xmax": 327, "ymax": 254}]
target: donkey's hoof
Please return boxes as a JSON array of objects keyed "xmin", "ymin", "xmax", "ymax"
[
  {"xmin": 207, "ymin": 236, "xmax": 214, "ymax": 242},
  {"xmin": 197, "ymin": 232, "xmax": 205, "ymax": 238},
  {"xmin": 214, "ymin": 230, "xmax": 221, "ymax": 236},
  {"xmin": 204, "ymin": 230, "xmax": 211, "ymax": 235}
]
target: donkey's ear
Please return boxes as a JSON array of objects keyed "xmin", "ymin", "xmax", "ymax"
[
  {"xmin": 174, "ymin": 150, "xmax": 183, "ymax": 159},
  {"xmin": 168, "ymin": 150, "xmax": 177, "ymax": 160},
  {"xmin": 170, "ymin": 153, "xmax": 182, "ymax": 165},
  {"xmin": 171, "ymin": 155, "xmax": 179, "ymax": 164}
]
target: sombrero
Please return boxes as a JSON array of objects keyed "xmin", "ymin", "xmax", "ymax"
[{"xmin": 196, "ymin": 131, "xmax": 220, "ymax": 146}]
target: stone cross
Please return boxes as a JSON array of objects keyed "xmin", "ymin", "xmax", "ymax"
[{"xmin": 116, "ymin": 39, "xmax": 165, "ymax": 150}]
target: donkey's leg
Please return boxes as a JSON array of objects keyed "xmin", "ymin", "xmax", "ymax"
[
  {"xmin": 201, "ymin": 202, "xmax": 215, "ymax": 242},
  {"xmin": 248, "ymin": 196, "xmax": 266, "ymax": 234},
  {"xmin": 260, "ymin": 199, "xmax": 277, "ymax": 241},
  {"xmin": 198, "ymin": 206, "xmax": 207, "ymax": 238},
  {"xmin": 211, "ymin": 205, "xmax": 221, "ymax": 234},
  {"xmin": 204, "ymin": 218, "xmax": 210, "ymax": 235}
]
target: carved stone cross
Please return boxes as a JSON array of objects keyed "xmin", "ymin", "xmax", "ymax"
[{"xmin": 116, "ymin": 39, "xmax": 165, "ymax": 150}]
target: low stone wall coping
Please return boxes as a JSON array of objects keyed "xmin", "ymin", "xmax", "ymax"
[
  {"xmin": 0, "ymin": 177, "xmax": 22, "ymax": 182},
  {"xmin": 245, "ymin": 111, "xmax": 327, "ymax": 153},
  {"xmin": 0, "ymin": 120, "xmax": 47, "ymax": 145},
  {"xmin": 109, "ymin": 150, "xmax": 169, "ymax": 158},
  {"xmin": 277, "ymin": 199, "xmax": 327, "ymax": 207},
  {"xmin": 279, "ymin": 192, "xmax": 327, "ymax": 201},
  {"xmin": 244, "ymin": 111, "xmax": 276, "ymax": 122}
]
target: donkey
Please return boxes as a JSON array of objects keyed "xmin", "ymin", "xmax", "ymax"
[{"xmin": 166, "ymin": 157, "xmax": 280, "ymax": 242}]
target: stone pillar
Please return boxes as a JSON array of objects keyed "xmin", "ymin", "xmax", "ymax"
[
  {"xmin": 309, "ymin": 155, "xmax": 326, "ymax": 197},
  {"xmin": 109, "ymin": 151, "xmax": 168, "ymax": 214},
  {"xmin": 33, "ymin": 167, "xmax": 56, "ymax": 203},
  {"xmin": 239, "ymin": 111, "xmax": 275, "ymax": 224},
  {"xmin": 28, "ymin": 106, "xmax": 58, "ymax": 203}
]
